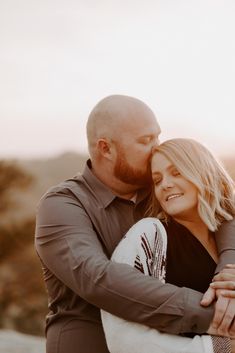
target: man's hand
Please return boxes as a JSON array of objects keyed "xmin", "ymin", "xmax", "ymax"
[
  {"xmin": 207, "ymin": 294, "xmax": 235, "ymax": 338},
  {"xmin": 201, "ymin": 264, "xmax": 235, "ymax": 306},
  {"xmin": 210, "ymin": 264, "xmax": 235, "ymax": 298},
  {"xmin": 202, "ymin": 264, "xmax": 235, "ymax": 337}
]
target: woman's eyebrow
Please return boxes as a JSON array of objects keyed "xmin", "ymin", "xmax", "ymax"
[
  {"xmin": 152, "ymin": 171, "xmax": 160, "ymax": 176},
  {"xmin": 152, "ymin": 165, "xmax": 174, "ymax": 176}
]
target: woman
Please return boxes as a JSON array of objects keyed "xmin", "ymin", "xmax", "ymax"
[{"xmin": 101, "ymin": 138, "xmax": 235, "ymax": 353}]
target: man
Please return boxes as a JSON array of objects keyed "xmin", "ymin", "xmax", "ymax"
[{"xmin": 35, "ymin": 95, "xmax": 235, "ymax": 353}]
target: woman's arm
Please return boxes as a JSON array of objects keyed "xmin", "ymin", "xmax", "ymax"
[{"xmin": 101, "ymin": 310, "xmax": 214, "ymax": 353}]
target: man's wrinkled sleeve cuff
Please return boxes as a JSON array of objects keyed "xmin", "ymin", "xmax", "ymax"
[{"xmin": 180, "ymin": 289, "xmax": 214, "ymax": 334}]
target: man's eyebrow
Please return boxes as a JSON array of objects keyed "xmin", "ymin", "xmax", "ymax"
[{"xmin": 138, "ymin": 134, "xmax": 157, "ymax": 139}]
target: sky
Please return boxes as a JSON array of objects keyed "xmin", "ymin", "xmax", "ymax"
[{"xmin": 1, "ymin": 0, "xmax": 235, "ymax": 159}]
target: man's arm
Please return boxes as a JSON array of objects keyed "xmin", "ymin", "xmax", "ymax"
[
  {"xmin": 35, "ymin": 190, "xmax": 214, "ymax": 335},
  {"xmin": 201, "ymin": 219, "xmax": 235, "ymax": 305},
  {"xmin": 201, "ymin": 219, "xmax": 235, "ymax": 337},
  {"xmin": 215, "ymin": 219, "xmax": 235, "ymax": 273}
]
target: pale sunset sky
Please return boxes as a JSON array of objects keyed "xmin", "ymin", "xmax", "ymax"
[{"xmin": 1, "ymin": 0, "xmax": 235, "ymax": 159}]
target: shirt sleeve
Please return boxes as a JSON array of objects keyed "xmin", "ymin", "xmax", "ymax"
[
  {"xmin": 215, "ymin": 219, "xmax": 235, "ymax": 273},
  {"xmin": 35, "ymin": 190, "xmax": 214, "ymax": 335}
]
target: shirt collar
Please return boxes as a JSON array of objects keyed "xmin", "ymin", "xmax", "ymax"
[
  {"xmin": 82, "ymin": 160, "xmax": 150, "ymax": 208},
  {"xmin": 82, "ymin": 160, "xmax": 116, "ymax": 208}
]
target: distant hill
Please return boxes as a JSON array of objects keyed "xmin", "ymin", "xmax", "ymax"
[
  {"xmin": 21, "ymin": 151, "xmax": 87, "ymax": 185},
  {"xmin": 6, "ymin": 152, "xmax": 88, "ymax": 223}
]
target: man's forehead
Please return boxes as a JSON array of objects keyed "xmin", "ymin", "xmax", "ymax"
[
  {"xmin": 111, "ymin": 105, "xmax": 160, "ymax": 139},
  {"xmin": 136, "ymin": 122, "xmax": 161, "ymax": 137}
]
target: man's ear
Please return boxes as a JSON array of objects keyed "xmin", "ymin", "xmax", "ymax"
[{"xmin": 97, "ymin": 138, "xmax": 114, "ymax": 160}]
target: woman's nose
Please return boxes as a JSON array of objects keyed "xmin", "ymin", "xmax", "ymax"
[{"xmin": 161, "ymin": 177, "xmax": 174, "ymax": 190}]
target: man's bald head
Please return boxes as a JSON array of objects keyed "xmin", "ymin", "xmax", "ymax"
[{"xmin": 86, "ymin": 95, "xmax": 156, "ymax": 157}]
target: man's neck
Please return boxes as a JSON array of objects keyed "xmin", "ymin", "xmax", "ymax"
[{"xmin": 90, "ymin": 162, "xmax": 141, "ymax": 200}]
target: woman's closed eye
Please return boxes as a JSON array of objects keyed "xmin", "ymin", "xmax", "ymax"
[
  {"xmin": 171, "ymin": 168, "xmax": 181, "ymax": 177},
  {"xmin": 153, "ymin": 176, "xmax": 162, "ymax": 185}
]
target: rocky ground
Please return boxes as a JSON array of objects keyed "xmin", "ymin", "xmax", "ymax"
[{"xmin": 0, "ymin": 330, "xmax": 45, "ymax": 353}]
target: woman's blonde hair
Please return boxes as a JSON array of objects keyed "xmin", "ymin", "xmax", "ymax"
[{"xmin": 148, "ymin": 138, "xmax": 235, "ymax": 231}]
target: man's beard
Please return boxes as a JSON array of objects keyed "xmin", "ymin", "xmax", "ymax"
[{"xmin": 113, "ymin": 149, "xmax": 152, "ymax": 186}]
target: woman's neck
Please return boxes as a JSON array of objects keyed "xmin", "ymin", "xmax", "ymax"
[
  {"xmin": 174, "ymin": 216, "xmax": 208, "ymax": 239},
  {"xmin": 173, "ymin": 216, "xmax": 218, "ymax": 263}
]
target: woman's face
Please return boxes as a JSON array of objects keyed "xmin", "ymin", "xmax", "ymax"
[{"xmin": 151, "ymin": 152, "xmax": 199, "ymax": 221}]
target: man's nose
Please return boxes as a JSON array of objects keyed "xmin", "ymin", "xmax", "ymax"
[{"xmin": 151, "ymin": 141, "xmax": 159, "ymax": 153}]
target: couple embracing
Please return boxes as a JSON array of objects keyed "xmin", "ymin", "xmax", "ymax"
[{"xmin": 35, "ymin": 95, "xmax": 235, "ymax": 353}]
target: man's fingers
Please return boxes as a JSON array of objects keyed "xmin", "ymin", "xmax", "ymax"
[
  {"xmin": 213, "ymin": 271, "xmax": 235, "ymax": 282},
  {"xmin": 210, "ymin": 281, "xmax": 235, "ymax": 290},
  {"xmin": 201, "ymin": 286, "xmax": 216, "ymax": 306},
  {"xmin": 224, "ymin": 264, "xmax": 235, "ymax": 269},
  {"xmin": 229, "ymin": 319, "xmax": 235, "ymax": 338},
  {"xmin": 207, "ymin": 275, "xmax": 235, "ymax": 337},
  {"xmin": 211, "ymin": 296, "xmax": 229, "ymax": 330},
  {"xmin": 219, "ymin": 290, "xmax": 235, "ymax": 299},
  {"xmin": 216, "ymin": 299, "xmax": 235, "ymax": 337}
]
